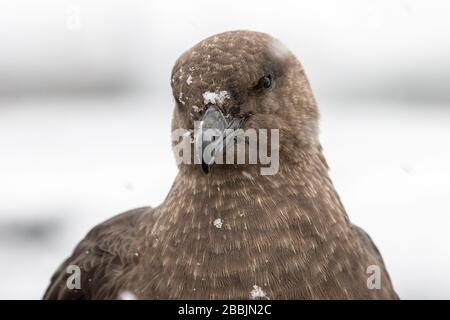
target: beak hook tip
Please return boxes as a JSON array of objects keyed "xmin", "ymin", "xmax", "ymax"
[{"xmin": 201, "ymin": 161, "xmax": 210, "ymax": 174}]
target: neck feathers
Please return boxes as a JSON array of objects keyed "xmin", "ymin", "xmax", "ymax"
[{"xmin": 156, "ymin": 147, "xmax": 350, "ymax": 235}]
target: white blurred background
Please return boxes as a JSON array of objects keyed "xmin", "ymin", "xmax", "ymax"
[{"xmin": 0, "ymin": 0, "xmax": 449, "ymax": 299}]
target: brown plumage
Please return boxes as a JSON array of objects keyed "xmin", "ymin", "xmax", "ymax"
[{"xmin": 44, "ymin": 31, "xmax": 398, "ymax": 300}]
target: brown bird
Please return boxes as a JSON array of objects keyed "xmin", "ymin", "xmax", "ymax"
[{"xmin": 44, "ymin": 30, "xmax": 398, "ymax": 300}]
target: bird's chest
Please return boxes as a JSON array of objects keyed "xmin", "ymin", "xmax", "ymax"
[{"xmin": 125, "ymin": 207, "xmax": 356, "ymax": 299}]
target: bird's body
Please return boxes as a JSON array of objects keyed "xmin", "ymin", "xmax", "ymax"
[{"xmin": 44, "ymin": 31, "xmax": 398, "ymax": 300}]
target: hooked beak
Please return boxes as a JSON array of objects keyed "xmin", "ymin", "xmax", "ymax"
[{"xmin": 195, "ymin": 105, "xmax": 245, "ymax": 174}]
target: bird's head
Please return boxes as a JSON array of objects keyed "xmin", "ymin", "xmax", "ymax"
[{"xmin": 171, "ymin": 31, "xmax": 319, "ymax": 176}]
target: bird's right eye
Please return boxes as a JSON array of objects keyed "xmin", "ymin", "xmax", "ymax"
[{"xmin": 257, "ymin": 75, "xmax": 273, "ymax": 90}]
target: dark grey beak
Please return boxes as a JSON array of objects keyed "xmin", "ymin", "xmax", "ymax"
[{"xmin": 195, "ymin": 105, "xmax": 243, "ymax": 174}]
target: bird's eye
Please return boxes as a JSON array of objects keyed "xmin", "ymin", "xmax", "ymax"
[{"xmin": 258, "ymin": 75, "xmax": 273, "ymax": 90}]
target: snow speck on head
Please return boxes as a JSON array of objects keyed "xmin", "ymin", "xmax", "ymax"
[
  {"xmin": 192, "ymin": 105, "xmax": 200, "ymax": 113},
  {"xmin": 202, "ymin": 91, "xmax": 230, "ymax": 106},
  {"xmin": 183, "ymin": 130, "xmax": 192, "ymax": 138},
  {"xmin": 118, "ymin": 290, "xmax": 137, "ymax": 300},
  {"xmin": 213, "ymin": 218, "xmax": 223, "ymax": 229},
  {"xmin": 186, "ymin": 75, "xmax": 193, "ymax": 85},
  {"xmin": 178, "ymin": 92, "xmax": 186, "ymax": 105},
  {"xmin": 250, "ymin": 285, "xmax": 267, "ymax": 300}
]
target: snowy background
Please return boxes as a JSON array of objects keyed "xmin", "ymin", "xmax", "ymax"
[{"xmin": 1, "ymin": 0, "xmax": 449, "ymax": 299}]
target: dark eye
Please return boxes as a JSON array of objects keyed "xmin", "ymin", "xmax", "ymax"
[{"xmin": 258, "ymin": 75, "xmax": 273, "ymax": 90}]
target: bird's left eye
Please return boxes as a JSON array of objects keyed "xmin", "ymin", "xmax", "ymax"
[{"xmin": 258, "ymin": 75, "xmax": 273, "ymax": 90}]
